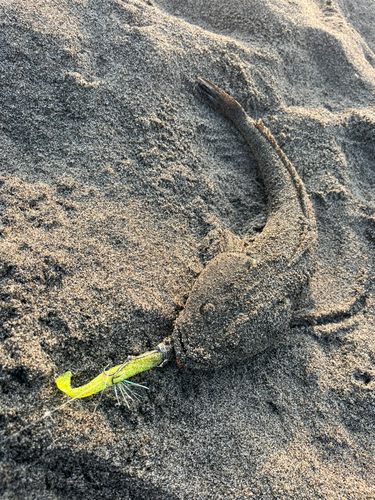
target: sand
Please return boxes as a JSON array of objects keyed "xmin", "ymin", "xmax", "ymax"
[{"xmin": 0, "ymin": 0, "xmax": 375, "ymax": 498}]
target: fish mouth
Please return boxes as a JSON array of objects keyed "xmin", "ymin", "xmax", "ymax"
[
  {"xmin": 172, "ymin": 322, "xmax": 213, "ymax": 369},
  {"xmin": 172, "ymin": 322, "xmax": 188, "ymax": 365}
]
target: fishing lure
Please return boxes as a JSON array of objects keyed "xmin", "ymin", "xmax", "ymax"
[
  {"xmin": 1, "ymin": 341, "xmax": 172, "ymax": 443},
  {"xmin": 55, "ymin": 337, "xmax": 172, "ymax": 404}
]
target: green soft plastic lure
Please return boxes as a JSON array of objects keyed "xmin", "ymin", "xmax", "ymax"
[{"xmin": 55, "ymin": 338, "xmax": 172, "ymax": 400}]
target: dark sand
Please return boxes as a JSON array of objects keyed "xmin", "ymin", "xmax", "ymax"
[{"xmin": 1, "ymin": 0, "xmax": 375, "ymax": 498}]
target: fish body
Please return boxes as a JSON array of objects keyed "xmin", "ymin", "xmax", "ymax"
[{"xmin": 173, "ymin": 78, "xmax": 318, "ymax": 369}]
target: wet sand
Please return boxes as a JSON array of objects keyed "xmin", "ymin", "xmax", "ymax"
[{"xmin": 1, "ymin": 0, "xmax": 375, "ymax": 498}]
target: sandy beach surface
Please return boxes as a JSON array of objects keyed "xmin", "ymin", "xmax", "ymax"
[{"xmin": 1, "ymin": 0, "xmax": 375, "ymax": 498}]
